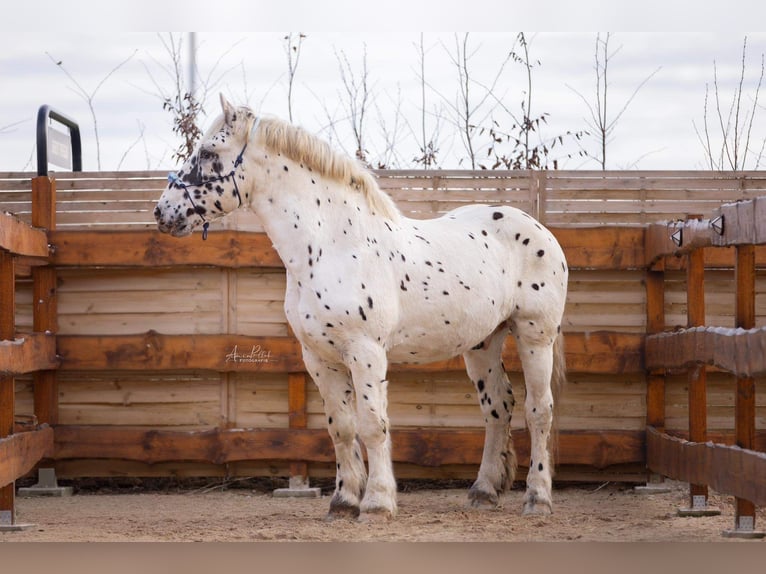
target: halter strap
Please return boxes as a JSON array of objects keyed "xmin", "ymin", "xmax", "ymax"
[{"xmin": 167, "ymin": 116, "xmax": 260, "ymax": 241}]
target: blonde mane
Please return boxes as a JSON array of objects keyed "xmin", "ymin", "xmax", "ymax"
[{"xmin": 254, "ymin": 115, "xmax": 401, "ymax": 222}]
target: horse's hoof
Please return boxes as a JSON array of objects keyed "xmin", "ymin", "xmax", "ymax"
[
  {"xmin": 358, "ymin": 508, "xmax": 394, "ymax": 523},
  {"xmin": 522, "ymin": 496, "xmax": 552, "ymax": 516},
  {"xmin": 468, "ymin": 487, "xmax": 499, "ymax": 509},
  {"xmin": 326, "ymin": 496, "xmax": 360, "ymax": 521}
]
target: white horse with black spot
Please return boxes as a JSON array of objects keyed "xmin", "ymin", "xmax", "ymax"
[{"xmin": 155, "ymin": 95, "xmax": 568, "ymax": 521}]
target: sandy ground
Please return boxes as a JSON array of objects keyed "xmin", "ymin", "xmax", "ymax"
[{"xmin": 2, "ymin": 479, "xmax": 764, "ymax": 542}]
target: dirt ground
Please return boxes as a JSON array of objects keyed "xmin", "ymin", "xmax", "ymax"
[{"xmin": 2, "ymin": 478, "xmax": 764, "ymax": 542}]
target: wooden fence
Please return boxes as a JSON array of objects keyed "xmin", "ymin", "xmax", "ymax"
[
  {"xmin": 0, "ymin": 176, "xmax": 57, "ymax": 528},
  {"xmin": 644, "ymin": 196, "xmax": 766, "ymax": 534},
  {"xmin": 0, "ymin": 169, "xmax": 764, "ymax": 529}
]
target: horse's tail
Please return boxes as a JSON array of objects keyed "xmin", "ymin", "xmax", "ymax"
[{"xmin": 550, "ymin": 331, "xmax": 567, "ymax": 471}]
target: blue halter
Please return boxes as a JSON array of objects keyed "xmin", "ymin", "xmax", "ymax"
[{"xmin": 167, "ymin": 116, "xmax": 260, "ymax": 240}]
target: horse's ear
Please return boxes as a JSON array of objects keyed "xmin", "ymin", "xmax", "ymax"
[{"xmin": 220, "ymin": 93, "xmax": 235, "ymax": 126}]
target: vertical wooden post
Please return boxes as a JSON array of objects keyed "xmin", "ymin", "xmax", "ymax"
[
  {"xmin": 679, "ymin": 247, "xmax": 719, "ymax": 515},
  {"xmin": 31, "ymin": 176, "xmax": 58, "ymax": 427},
  {"xmin": 731, "ymin": 244, "xmax": 758, "ymax": 532},
  {"xmin": 288, "ymin": 372, "xmax": 309, "ymax": 484},
  {"xmin": 0, "ymin": 250, "xmax": 16, "ymax": 523},
  {"xmin": 534, "ymin": 170, "xmax": 547, "ymax": 224},
  {"xmin": 645, "ymin": 268, "xmax": 666, "ymax": 431},
  {"xmin": 637, "ymin": 266, "xmax": 672, "ymax": 493},
  {"xmin": 273, "ymin": 372, "xmax": 320, "ymax": 496}
]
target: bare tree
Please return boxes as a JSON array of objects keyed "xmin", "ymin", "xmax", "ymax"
[
  {"xmin": 0, "ymin": 119, "xmax": 25, "ymax": 135},
  {"xmin": 335, "ymin": 45, "xmax": 373, "ymax": 164},
  {"xmin": 694, "ymin": 36, "xmax": 765, "ymax": 171},
  {"xmin": 436, "ymin": 33, "xmax": 514, "ymax": 169},
  {"xmin": 567, "ymin": 33, "xmax": 661, "ymax": 170},
  {"xmin": 410, "ymin": 33, "xmax": 443, "ymax": 169},
  {"xmin": 374, "ymin": 85, "xmax": 406, "ymax": 168},
  {"xmin": 284, "ymin": 33, "xmax": 306, "ymax": 123},
  {"xmin": 116, "ymin": 120, "xmax": 148, "ymax": 170},
  {"xmin": 142, "ymin": 33, "xmax": 243, "ymax": 163},
  {"xmin": 47, "ymin": 50, "xmax": 137, "ymax": 170},
  {"xmin": 481, "ymin": 33, "xmax": 587, "ymax": 170}
]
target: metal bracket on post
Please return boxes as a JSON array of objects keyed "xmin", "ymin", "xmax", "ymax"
[
  {"xmin": 634, "ymin": 473, "xmax": 672, "ymax": 495},
  {"xmin": 678, "ymin": 494, "xmax": 721, "ymax": 517},
  {"xmin": 18, "ymin": 468, "xmax": 73, "ymax": 498},
  {"xmin": 0, "ymin": 510, "xmax": 34, "ymax": 532},
  {"xmin": 722, "ymin": 515, "xmax": 766, "ymax": 539},
  {"xmin": 273, "ymin": 476, "xmax": 321, "ymax": 498}
]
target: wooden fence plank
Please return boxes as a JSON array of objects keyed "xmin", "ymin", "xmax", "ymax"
[
  {"xmin": 0, "ymin": 333, "xmax": 59, "ymax": 374},
  {"xmin": 0, "ymin": 426, "xmax": 54, "ymax": 488},
  {"xmin": 646, "ymin": 426, "xmax": 766, "ymax": 507},
  {"xmin": 56, "ymin": 331, "xmax": 644, "ymax": 375},
  {"xmin": 0, "ymin": 212, "xmax": 50, "ymax": 258},
  {"xmin": 52, "ymin": 426, "xmax": 644, "ymax": 469},
  {"xmin": 51, "ymin": 230, "xmax": 284, "ymax": 268},
  {"xmin": 50, "ymin": 228, "xmax": 646, "ymax": 271},
  {"xmin": 645, "ymin": 326, "xmax": 766, "ymax": 377}
]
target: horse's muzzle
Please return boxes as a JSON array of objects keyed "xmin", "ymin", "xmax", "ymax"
[{"xmin": 154, "ymin": 206, "xmax": 193, "ymax": 237}]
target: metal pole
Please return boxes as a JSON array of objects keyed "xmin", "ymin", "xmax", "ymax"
[{"xmin": 188, "ymin": 32, "xmax": 197, "ymax": 99}]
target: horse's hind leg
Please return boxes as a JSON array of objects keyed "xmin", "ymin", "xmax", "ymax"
[
  {"xmin": 514, "ymin": 322, "xmax": 557, "ymax": 515},
  {"xmin": 463, "ymin": 324, "xmax": 517, "ymax": 508},
  {"xmin": 302, "ymin": 349, "xmax": 367, "ymax": 520}
]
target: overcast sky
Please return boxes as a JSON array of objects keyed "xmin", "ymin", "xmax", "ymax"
[{"xmin": 2, "ymin": 2, "xmax": 766, "ymax": 172}]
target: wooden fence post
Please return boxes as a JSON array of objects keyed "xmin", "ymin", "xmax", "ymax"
[
  {"xmin": 723, "ymin": 243, "xmax": 763, "ymax": 537},
  {"xmin": 273, "ymin": 372, "xmax": 320, "ymax": 497},
  {"xmin": 31, "ymin": 176, "xmax": 58, "ymax": 427},
  {"xmin": 534, "ymin": 170, "xmax": 547, "ymax": 224},
  {"xmin": 637, "ymin": 266, "xmax": 671, "ymax": 493},
  {"xmin": 0, "ymin": 251, "xmax": 16, "ymax": 526},
  {"xmin": 679, "ymin": 247, "xmax": 720, "ymax": 516}
]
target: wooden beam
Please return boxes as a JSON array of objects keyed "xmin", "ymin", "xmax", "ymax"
[
  {"xmin": 0, "ymin": 426, "xmax": 54, "ymax": 488},
  {"xmin": 712, "ymin": 197, "xmax": 766, "ymax": 246},
  {"xmin": 57, "ymin": 332, "xmax": 305, "ymax": 373},
  {"xmin": 50, "ymin": 228, "xmax": 646, "ymax": 271},
  {"xmin": 0, "ymin": 212, "xmax": 49, "ymax": 258},
  {"xmin": 645, "ymin": 326, "xmax": 766, "ymax": 377},
  {"xmin": 646, "ymin": 426, "xmax": 766, "ymax": 507},
  {"xmin": 0, "ymin": 333, "xmax": 59, "ymax": 374},
  {"xmin": 645, "ymin": 219, "xmax": 713, "ymax": 267},
  {"xmin": 51, "ymin": 230, "xmax": 284, "ymax": 268},
  {"xmin": 552, "ymin": 227, "xmax": 645, "ymax": 270},
  {"xmin": 56, "ymin": 331, "xmax": 644, "ymax": 375},
  {"xmin": 655, "ymin": 245, "xmax": 766, "ymax": 271},
  {"xmin": 52, "ymin": 426, "xmax": 645, "ymax": 469}
]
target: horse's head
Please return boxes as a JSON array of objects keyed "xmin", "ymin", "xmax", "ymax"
[{"xmin": 154, "ymin": 94, "xmax": 257, "ymax": 238}]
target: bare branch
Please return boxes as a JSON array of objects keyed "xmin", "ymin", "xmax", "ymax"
[
  {"xmin": 47, "ymin": 49, "xmax": 137, "ymax": 170},
  {"xmin": 284, "ymin": 33, "xmax": 307, "ymax": 123},
  {"xmin": 700, "ymin": 36, "xmax": 764, "ymax": 170},
  {"xmin": 566, "ymin": 33, "xmax": 659, "ymax": 169},
  {"xmin": 335, "ymin": 45, "xmax": 373, "ymax": 164}
]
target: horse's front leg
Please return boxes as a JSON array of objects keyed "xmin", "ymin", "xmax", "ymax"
[
  {"xmin": 348, "ymin": 341, "xmax": 397, "ymax": 521},
  {"xmin": 302, "ymin": 349, "xmax": 367, "ymax": 520}
]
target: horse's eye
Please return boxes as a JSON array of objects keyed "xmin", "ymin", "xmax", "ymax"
[{"xmin": 199, "ymin": 149, "xmax": 213, "ymax": 161}]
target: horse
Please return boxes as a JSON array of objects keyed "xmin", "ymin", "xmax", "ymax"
[{"xmin": 154, "ymin": 94, "xmax": 568, "ymax": 522}]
